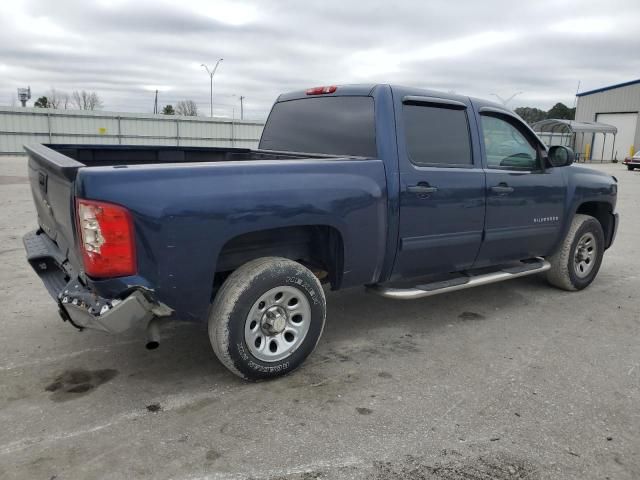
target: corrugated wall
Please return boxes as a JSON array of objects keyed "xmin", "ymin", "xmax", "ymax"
[
  {"xmin": 0, "ymin": 107, "xmax": 264, "ymax": 154},
  {"xmin": 574, "ymin": 84, "xmax": 640, "ymax": 158}
]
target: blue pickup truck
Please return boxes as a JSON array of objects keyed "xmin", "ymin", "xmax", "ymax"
[{"xmin": 23, "ymin": 84, "xmax": 619, "ymax": 380}]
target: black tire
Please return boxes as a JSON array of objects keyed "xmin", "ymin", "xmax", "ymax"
[
  {"xmin": 546, "ymin": 214, "xmax": 605, "ymax": 291},
  {"xmin": 627, "ymin": 165, "xmax": 634, "ymax": 171},
  {"xmin": 209, "ymin": 257, "xmax": 326, "ymax": 381}
]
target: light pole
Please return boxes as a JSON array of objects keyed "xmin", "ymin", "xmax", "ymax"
[{"xmin": 201, "ymin": 59, "xmax": 223, "ymax": 118}]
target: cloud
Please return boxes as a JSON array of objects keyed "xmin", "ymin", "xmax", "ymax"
[
  {"xmin": 1, "ymin": 0, "xmax": 639, "ymax": 118},
  {"xmin": 548, "ymin": 17, "xmax": 617, "ymax": 34},
  {"xmin": 348, "ymin": 31, "xmax": 519, "ymax": 78}
]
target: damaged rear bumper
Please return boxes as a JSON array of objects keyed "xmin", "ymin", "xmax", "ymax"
[
  {"xmin": 23, "ymin": 229, "xmax": 172, "ymax": 334},
  {"xmin": 58, "ymin": 279, "xmax": 172, "ymax": 333}
]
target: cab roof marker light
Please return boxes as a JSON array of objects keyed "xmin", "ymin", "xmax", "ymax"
[{"xmin": 306, "ymin": 86, "xmax": 337, "ymax": 95}]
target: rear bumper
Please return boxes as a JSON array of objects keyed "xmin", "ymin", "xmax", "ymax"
[{"xmin": 23, "ymin": 229, "xmax": 171, "ymax": 334}]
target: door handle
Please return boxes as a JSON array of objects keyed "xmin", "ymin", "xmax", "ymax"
[
  {"xmin": 490, "ymin": 183, "xmax": 514, "ymax": 195},
  {"xmin": 407, "ymin": 183, "xmax": 438, "ymax": 194}
]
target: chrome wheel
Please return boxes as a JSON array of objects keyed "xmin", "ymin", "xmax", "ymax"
[
  {"xmin": 244, "ymin": 285, "xmax": 311, "ymax": 362},
  {"xmin": 573, "ymin": 232, "xmax": 597, "ymax": 278}
]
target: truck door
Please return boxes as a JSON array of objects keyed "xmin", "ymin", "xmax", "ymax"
[
  {"xmin": 473, "ymin": 108, "xmax": 566, "ymax": 266},
  {"xmin": 391, "ymin": 95, "xmax": 486, "ymax": 279}
]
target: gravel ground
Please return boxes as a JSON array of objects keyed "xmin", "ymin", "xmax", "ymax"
[{"xmin": 0, "ymin": 156, "xmax": 638, "ymax": 479}]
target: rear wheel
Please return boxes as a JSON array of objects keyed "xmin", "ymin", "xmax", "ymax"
[
  {"xmin": 627, "ymin": 165, "xmax": 635, "ymax": 171},
  {"xmin": 209, "ymin": 257, "xmax": 326, "ymax": 380},
  {"xmin": 546, "ymin": 214, "xmax": 604, "ymax": 291}
]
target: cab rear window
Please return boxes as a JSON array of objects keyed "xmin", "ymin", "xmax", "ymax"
[{"xmin": 259, "ymin": 97, "xmax": 377, "ymax": 157}]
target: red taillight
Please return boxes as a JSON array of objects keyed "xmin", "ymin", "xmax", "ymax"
[
  {"xmin": 76, "ymin": 199, "xmax": 136, "ymax": 278},
  {"xmin": 306, "ymin": 85, "xmax": 337, "ymax": 95}
]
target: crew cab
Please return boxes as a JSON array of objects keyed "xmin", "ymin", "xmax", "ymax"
[{"xmin": 23, "ymin": 84, "xmax": 619, "ymax": 380}]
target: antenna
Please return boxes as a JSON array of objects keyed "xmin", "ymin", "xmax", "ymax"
[
  {"xmin": 573, "ymin": 80, "xmax": 581, "ymax": 109},
  {"xmin": 17, "ymin": 86, "xmax": 31, "ymax": 107}
]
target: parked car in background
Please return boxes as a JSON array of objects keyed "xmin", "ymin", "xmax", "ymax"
[
  {"xmin": 623, "ymin": 151, "xmax": 640, "ymax": 170},
  {"xmin": 23, "ymin": 84, "xmax": 619, "ymax": 381}
]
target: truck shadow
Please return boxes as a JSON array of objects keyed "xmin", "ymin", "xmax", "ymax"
[
  {"xmin": 103, "ymin": 273, "xmax": 551, "ymax": 388},
  {"xmin": 322, "ymin": 274, "xmax": 548, "ymax": 340}
]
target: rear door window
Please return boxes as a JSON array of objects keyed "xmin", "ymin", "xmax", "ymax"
[
  {"xmin": 259, "ymin": 97, "xmax": 376, "ymax": 157},
  {"xmin": 403, "ymin": 104, "xmax": 473, "ymax": 167}
]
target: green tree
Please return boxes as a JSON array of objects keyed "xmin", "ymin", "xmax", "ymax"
[
  {"xmin": 162, "ymin": 104, "xmax": 175, "ymax": 115},
  {"xmin": 547, "ymin": 102, "xmax": 575, "ymax": 120},
  {"xmin": 514, "ymin": 106, "xmax": 547, "ymax": 125},
  {"xmin": 34, "ymin": 96, "xmax": 50, "ymax": 108}
]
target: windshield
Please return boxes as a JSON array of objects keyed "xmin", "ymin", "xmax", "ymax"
[{"xmin": 259, "ymin": 96, "xmax": 377, "ymax": 157}]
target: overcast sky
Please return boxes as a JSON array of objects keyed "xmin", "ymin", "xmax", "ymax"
[{"xmin": 1, "ymin": 0, "xmax": 639, "ymax": 120}]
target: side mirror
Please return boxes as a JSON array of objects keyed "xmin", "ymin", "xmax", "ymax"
[{"xmin": 547, "ymin": 145, "xmax": 574, "ymax": 168}]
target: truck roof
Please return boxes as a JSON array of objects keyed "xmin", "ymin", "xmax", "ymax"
[
  {"xmin": 277, "ymin": 84, "xmax": 379, "ymax": 102},
  {"xmin": 276, "ymin": 84, "xmax": 507, "ymax": 112}
]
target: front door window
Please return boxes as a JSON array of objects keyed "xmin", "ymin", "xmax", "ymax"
[{"xmin": 481, "ymin": 115, "xmax": 539, "ymax": 170}]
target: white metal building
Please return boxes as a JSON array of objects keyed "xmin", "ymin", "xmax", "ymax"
[
  {"xmin": 575, "ymin": 79, "xmax": 640, "ymax": 161},
  {"xmin": 0, "ymin": 107, "xmax": 264, "ymax": 155}
]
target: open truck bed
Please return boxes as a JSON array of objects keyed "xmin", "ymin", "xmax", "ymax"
[
  {"xmin": 22, "ymin": 141, "xmax": 387, "ymax": 341},
  {"xmin": 26, "ymin": 144, "xmax": 329, "ymax": 180},
  {"xmin": 23, "ymin": 143, "xmax": 337, "ymax": 281}
]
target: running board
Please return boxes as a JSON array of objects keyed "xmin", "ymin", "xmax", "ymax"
[{"xmin": 367, "ymin": 258, "xmax": 551, "ymax": 300}]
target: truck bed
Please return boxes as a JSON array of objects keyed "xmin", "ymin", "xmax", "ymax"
[
  {"xmin": 26, "ymin": 144, "xmax": 335, "ymax": 180},
  {"xmin": 24, "ymin": 142, "xmax": 388, "ymax": 324}
]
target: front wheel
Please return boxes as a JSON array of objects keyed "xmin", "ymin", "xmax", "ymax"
[
  {"xmin": 627, "ymin": 165, "xmax": 635, "ymax": 171},
  {"xmin": 546, "ymin": 214, "xmax": 604, "ymax": 291},
  {"xmin": 209, "ymin": 257, "xmax": 326, "ymax": 380}
]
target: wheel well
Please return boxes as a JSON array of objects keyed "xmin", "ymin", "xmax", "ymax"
[
  {"xmin": 214, "ymin": 225, "xmax": 344, "ymax": 293},
  {"xmin": 576, "ymin": 202, "xmax": 614, "ymax": 247}
]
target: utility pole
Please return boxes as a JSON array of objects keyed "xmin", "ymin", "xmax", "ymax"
[
  {"xmin": 201, "ymin": 59, "xmax": 223, "ymax": 118},
  {"xmin": 153, "ymin": 89, "xmax": 158, "ymax": 114},
  {"xmin": 239, "ymin": 95, "xmax": 245, "ymax": 120}
]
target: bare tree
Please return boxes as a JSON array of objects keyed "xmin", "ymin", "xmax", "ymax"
[
  {"xmin": 47, "ymin": 92, "xmax": 59, "ymax": 109},
  {"xmin": 175, "ymin": 100, "xmax": 198, "ymax": 116},
  {"xmin": 71, "ymin": 90, "xmax": 103, "ymax": 110},
  {"xmin": 48, "ymin": 89, "xmax": 71, "ymax": 109},
  {"xmin": 71, "ymin": 90, "xmax": 83, "ymax": 109}
]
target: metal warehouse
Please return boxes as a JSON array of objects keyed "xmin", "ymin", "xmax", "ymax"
[{"xmin": 574, "ymin": 79, "xmax": 640, "ymax": 161}]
